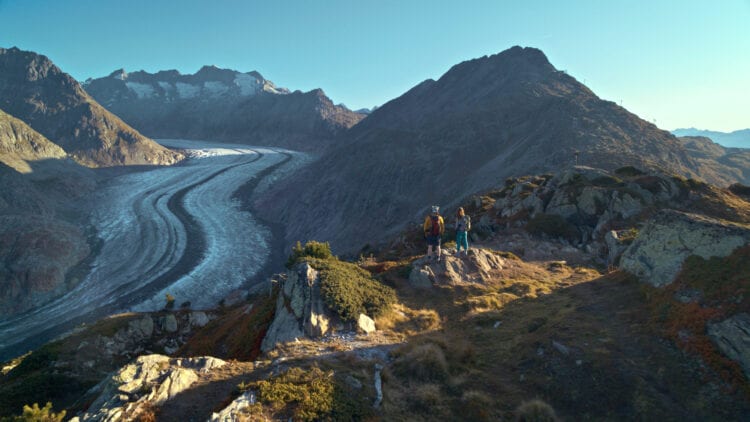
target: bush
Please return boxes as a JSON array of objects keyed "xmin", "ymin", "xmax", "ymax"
[
  {"xmin": 254, "ymin": 367, "xmax": 334, "ymax": 421},
  {"xmin": 310, "ymin": 258, "xmax": 397, "ymax": 321},
  {"xmin": 525, "ymin": 214, "xmax": 578, "ymax": 241},
  {"xmin": 0, "ymin": 402, "xmax": 66, "ymax": 422},
  {"xmin": 393, "ymin": 342, "xmax": 449, "ymax": 381},
  {"xmin": 514, "ymin": 399, "xmax": 559, "ymax": 422},
  {"xmin": 286, "ymin": 241, "xmax": 333, "ymax": 268}
]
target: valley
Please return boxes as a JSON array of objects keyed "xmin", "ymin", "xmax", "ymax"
[{"xmin": 0, "ymin": 140, "xmax": 305, "ymax": 361}]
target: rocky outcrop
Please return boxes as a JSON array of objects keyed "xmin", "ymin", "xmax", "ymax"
[
  {"xmin": 409, "ymin": 248, "xmax": 507, "ymax": 288},
  {"xmin": 261, "ymin": 263, "xmax": 336, "ymax": 352},
  {"xmin": 78, "ymin": 354, "xmax": 226, "ymax": 421},
  {"xmin": 708, "ymin": 313, "xmax": 750, "ymax": 380},
  {"xmin": 210, "ymin": 391, "xmax": 257, "ymax": 422},
  {"xmin": 619, "ymin": 210, "xmax": 750, "ymax": 286}
]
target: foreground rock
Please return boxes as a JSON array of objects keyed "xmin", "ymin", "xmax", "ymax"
[
  {"xmin": 77, "ymin": 354, "xmax": 226, "ymax": 421},
  {"xmin": 708, "ymin": 313, "xmax": 750, "ymax": 380},
  {"xmin": 620, "ymin": 210, "xmax": 750, "ymax": 286},
  {"xmin": 409, "ymin": 248, "xmax": 507, "ymax": 288}
]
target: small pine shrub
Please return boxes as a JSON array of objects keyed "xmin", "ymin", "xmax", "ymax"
[
  {"xmin": 393, "ymin": 342, "xmax": 449, "ymax": 381},
  {"xmin": 525, "ymin": 214, "xmax": 578, "ymax": 241},
  {"xmin": 309, "ymin": 258, "xmax": 397, "ymax": 322},
  {"xmin": 0, "ymin": 402, "xmax": 66, "ymax": 422},
  {"xmin": 254, "ymin": 366, "xmax": 334, "ymax": 421},
  {"xmin": 286, "ymin": 240, "xmax": 333, "ymax": 268},
  {"xmin": 514, "ymin": 399, "xmax": 560, "ymax": 422},
  {"xmin": 164, "ymin": 293, "xmax": 175, "ymax": 310}
]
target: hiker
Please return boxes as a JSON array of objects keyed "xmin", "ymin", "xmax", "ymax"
[
  {"xmin": 455, "ymin": 207, "xmax": 471, "ymax": 256},
  {"xmin": 423, "ymin": 205, "xmax": 445, "ymax": 262}
]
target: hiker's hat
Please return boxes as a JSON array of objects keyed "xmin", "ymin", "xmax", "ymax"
[{"xmin": 431, "ymin": 205, "xmax": 440, "ymax": 213}]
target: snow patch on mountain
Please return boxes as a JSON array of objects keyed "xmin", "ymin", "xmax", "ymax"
[
  {"xmin": 158, "ymin": 81, "xmax": 174, "ymax": 92},
  {"xmin": 126, "ymin": 82, "xmax": 155, "ymax": 98},
  {"xmin": 176, "ymin": 82, "xmax": 200, "ymax": 98},
  {"xmin": 203, "ymin": 81, "xmax": 229, "ymax": 97},
  {"xmin": 234, "ymin": 73, "xmax": 260, "ymax": 96}
]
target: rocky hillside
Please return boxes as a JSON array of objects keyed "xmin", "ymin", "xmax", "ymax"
[
  {"xmin": 4, "ymin": 185, "xmax": 750, "ymax": 420},
  {"xmin": 257, "ymin": 46, "xmax": 744, "ymax": 254},
  {"xmin": 678, "ymin": 135, "xmax": 750, "ymax": 183},
  {"xmin": 0, "ymin": 47, "xmax": 183, "ymax": 167},
  {"xmin": 0, "ymin": 109, "xmax": 66, "ymax": 173},
  {"xmin": 84, "ymin": 66, "xmax": 364, "ymax": 151}
]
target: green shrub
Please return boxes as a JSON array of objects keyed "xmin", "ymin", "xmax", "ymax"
[
  {"xmin": 615, "ymin": 166, "xmax": 645, "ymax": 177},
  {"xmin": 286, "ymin": 241, "xmax": 333, "ymax": 268},
  {"xmin": 514, "ymin": 399, "xmax": 559, "ymax": 422},
  {"xmin": 0, "ymin": 402, "xmax": 66, "ymax": 422},
  {"xmin": 525, "ymin": 214, "xmax": 578, "ymax": 241},
  {"xmin": 309, "ymin": 258, "xmax": 397, "ymax": 321},
  {"xmin": 255, "ymin": 367, "xmax": 334, "ymax": 421}
]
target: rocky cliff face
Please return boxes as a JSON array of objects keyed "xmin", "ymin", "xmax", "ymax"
[
  {"xmin": 257, "ymin": 46, "xmax": 740, "ymax": 254},
  {"xmin": 619, "ymin": 210, "xmax": 750, "ymax": 286},
  {"xmin": 84, "ymin": 66, "xmax": 364, "ymax": 151},
  {"xmin": 0, "ymin": 47, "xmax": 183, "ymax": 167}
]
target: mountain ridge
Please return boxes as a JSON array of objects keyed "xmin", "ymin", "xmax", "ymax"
[
  {"xmin": 0, "ymin": 47, "xmax": 182, "ymax": 167},
  {"xmin": 84, "ymin": 65, "xmax": 364, "ymax": 151},
  {"xmin": 257, "ymin": 46, "xmax": 739, "ymax": 253},
  {"xmin": 672, "ymin": 127, "xmax": 750, "ymax": 149}
]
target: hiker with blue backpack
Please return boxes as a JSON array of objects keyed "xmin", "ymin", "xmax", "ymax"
[
  {"xmin": 424, "ymin": 205, "xmax": 445, "ymax": 262},
  {"xmin": 455, "ymin": 207, "xmax": 471, "ymax": 257}
]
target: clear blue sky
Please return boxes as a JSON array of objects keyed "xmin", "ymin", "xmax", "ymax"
[{"xmin": 1, "ymin": 0, "xmax": 748, "ymax": 131}]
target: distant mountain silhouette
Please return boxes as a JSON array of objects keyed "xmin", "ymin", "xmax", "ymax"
[
  {"xmin": 84, "ymin": 66, "xmax": 364, "ymax": 151},
  {"xmin": 672, "ymin": 128, "xmax": 750, "ymax": 149},
  {"xmin": 0, "ymin": 47, "xmax": 182, "ymax": 167},
  {"xmin": 257, "ymin": 46, "xmax": 746, "ymax": 253}
]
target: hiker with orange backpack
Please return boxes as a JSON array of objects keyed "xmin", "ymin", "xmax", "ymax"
[{"xmin": 423, "ymin": 205, "xmax": 445, "ymax": 262}]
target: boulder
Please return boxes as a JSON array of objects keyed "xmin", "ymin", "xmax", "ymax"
[
  {"xmin": 357, "ymin": 313, "xmax": 376, "ymax": 334},
  {"xmin": 261, "ymin": 262, "xmax": 337, "ymax": 352},
  {"xmin": 161, "ymin": 314, "xmax": 178, "ymax": 333},
  {"xmin": 211, "ymin": 391, "xmax": 257, "ymax": 422},
  {"xmin": 708, "ymin": 313, "xmax": 750, "ymax": 380},
  {"xmin": 409, "ymin": 265, "xmax": 435, "ymax": 288},
  {"xmin": 620, "ymin": 210, "xmax": 750, "ymax": 286},
  {"xmin": 83, "ymin": 354, "xmax": 225, "ymax": 420},
  {"xmin": 605, "ymin": 230, "xmax": 626, "ymax": 266},
  {"xmin": 189, "ymin": 311, "xmax": 209, "ymax": 328}
]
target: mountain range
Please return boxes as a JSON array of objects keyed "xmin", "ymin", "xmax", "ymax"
[
  {"xmin": 83, "ymin": 66, "xmax": 364, "ymax": 151},
  {"xmin": 672, "ymin": 127, "xmax": 750, "ymax": 149},
  {"xmin": 255, "ymin": 46, "xmax": 749, "ymax": 253}
]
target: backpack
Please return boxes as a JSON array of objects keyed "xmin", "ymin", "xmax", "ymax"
[{"xmin": 430, "ymin": 215, "xmax": 441, "ymax": 236}]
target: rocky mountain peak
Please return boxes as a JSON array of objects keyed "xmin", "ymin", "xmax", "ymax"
[{"xmin": 108, "ymin": 68, "xmax": 128, "ymax": 80}]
